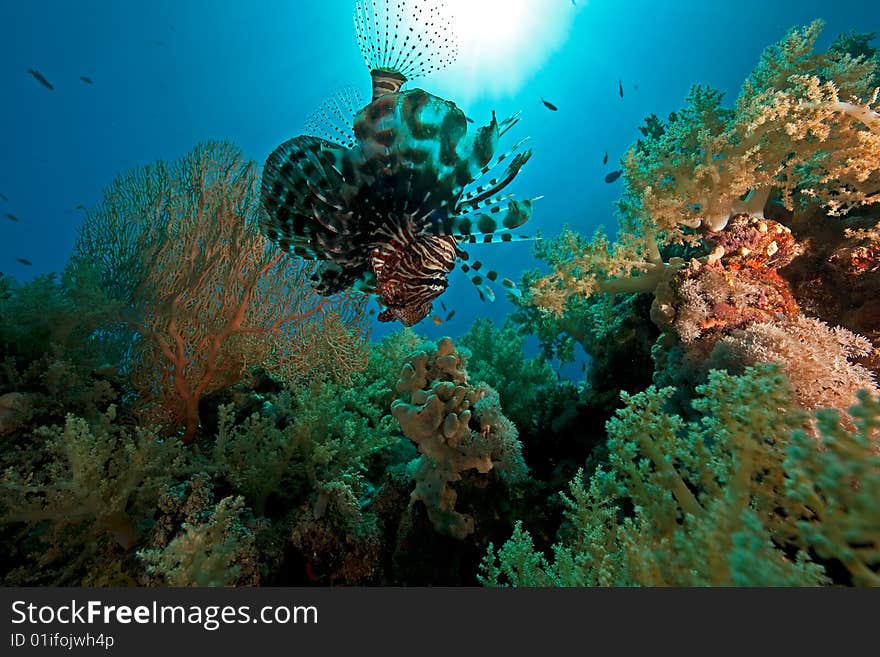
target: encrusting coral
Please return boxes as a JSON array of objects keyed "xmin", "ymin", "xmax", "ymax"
[{"xmin": 392, "ymin": 338, "xmax": 525, "ymax": 539}]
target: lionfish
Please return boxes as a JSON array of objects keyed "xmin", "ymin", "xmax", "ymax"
[{"xmin": 260, "ymin": 0, "xmax": 536, "ymax": 325}]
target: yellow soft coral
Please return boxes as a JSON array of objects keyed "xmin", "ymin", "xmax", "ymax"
[{"xmin": 527, "ymin": 21, "xmax": 880, "ymax": 319}]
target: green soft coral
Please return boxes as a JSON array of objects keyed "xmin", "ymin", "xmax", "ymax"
[
  {"xmin": 480, "ymin": 363, "xmax": 867, "ymax": 586},
  {"xmin": 211, "ymin": 376, "xmax": 400, "ymax": 518},
  {"xmin": 139, "ymin": 494, "xmax": 260, "ymax": 587},
  {"xmin": 458, "ymin": 318, "xmax": 557, "ymax": 430},
  {"xmin": 1, "ymin": 406, "xmax": 179, "ymax": 584},
  {"xmin": 786, "ymin": 390, "xmax": 880, "ymax": 585}
]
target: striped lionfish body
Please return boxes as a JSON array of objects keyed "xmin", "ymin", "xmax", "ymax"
[{"xmin": 260, "ymin": 0, "xmax": 536, "ymax": 325}]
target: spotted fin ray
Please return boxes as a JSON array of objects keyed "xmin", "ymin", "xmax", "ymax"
[
  {"xmin": 260, "ymin": 135, "xmax": 350, "ymax": 259},
  {"xmin": 304, "ymin": 86, "xmax": 366, "ymax": 149}
]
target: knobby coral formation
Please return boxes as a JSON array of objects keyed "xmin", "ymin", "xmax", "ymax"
[{"xmin": 392, "ymin": 338, "xmax": 525, "ymax": 538}]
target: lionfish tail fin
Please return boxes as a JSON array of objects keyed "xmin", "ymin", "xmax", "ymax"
[{"xmin": 354, "ymin": 0, "xmax": 458, "ymax": 96}]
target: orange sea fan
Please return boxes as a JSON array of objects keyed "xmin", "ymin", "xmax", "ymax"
[{"xmin": 77, "ymin": 142, "xmax": 369, "ymax": 443}]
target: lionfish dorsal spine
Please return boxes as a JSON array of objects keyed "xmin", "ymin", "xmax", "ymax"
[
  {"xmin": 354, "ymin": 0, "xmax": 458, "ymax": 100},
  {"xmin": 304, "ymin": 86, "xmax": 366, "ymax": 149}
]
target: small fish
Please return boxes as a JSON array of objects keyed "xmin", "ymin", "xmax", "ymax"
[
  {"xmin": 440, "ymin": 300, "xmax": 447, "ymax": 312},
  {"xmin": 445, "ymin": 310, "xmax": 455, "ymax": 322},
  {"xmin": 465, "ymin": 117, "xmax": 474, "ymax": 124},
  {"xmin": 27, "ymin": 68, "xmax": 54, "ymax": 90},
  {"xmin": 430, "ymin": 316, "xmax": 443, "ymax": 326},
  {"xmin": 603, "ymin": 151, "xmax": 608, "ymax": 165},
  {"xmin": 79, "ymin": 75, "xmax": 93, "ymax": 84},
  {"xmin": 75, "ymin": 204, "xmax": 86, "ymax": 211},
  {"xmin": 604, "ymin": 170, "xmax": 622, "ymax": 183},
  {"xmin": 618, "ymin": 79, "xmax": 624, "ymax": 98},
  {"xmin": 0, "ymin": 193, "xmax": 8, "ymax": 202},
  {"xmin": 541, "ymin": 98, "xmax": 558, "ymax": 111},
  {"xmin": 16, "ymin": 258, "xmax": 32, "ymax": 266},
  {"xmin": 4, "ymin": 212, "xmax": 19, "ymax": 222}
]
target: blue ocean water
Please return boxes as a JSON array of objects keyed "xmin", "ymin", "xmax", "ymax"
[{"xmin": 0, "ymin": 0, "xmax": 875, "ymax": 349}]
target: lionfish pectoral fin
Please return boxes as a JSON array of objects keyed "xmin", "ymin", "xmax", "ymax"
[
  {"xmin": 460, "ymin": 138, "xmax": 531, "ymax": 207},
  {"xmin": 458, "ymin": 258, "xmax": 499, "ymax": 302},
  {"xmin": 260, "ymin": 135, "xmax": 348, "ymax": 254},
  {"xmin": 502, "ymin": 278, "xmax": 522, "ymax": 299},
  {"xmin": 443, "ymin": 197, "xmax": 536, "ymax": 243},
  {"xmin": 497, "ymin": 111, "xmax": 522, "ymax": 137}
]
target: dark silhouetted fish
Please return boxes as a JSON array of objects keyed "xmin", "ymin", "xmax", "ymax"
[
  {"xmin": 618, "ymin": 79, "xmax": 624, "ymax": 98},
  {"xmin": 541, "ymin": 98, "xmax": 558, "ymax": 111},
  {"xmin": 605, "ymin": 170, "xmax": 622, "ymax": 183},
  {"xmin": 445, "ymin": 310, "xmax": 455, "ymax": 322},
  {"xmin": 4, "ymin": 212, "xmax": 19, "ymax": 222},
  {"xmin": 16, "ymin": 258, "xmax": 32, "ymax": 266},
  {"xmin": 259, "ymin": 0, "xmax": 535, "ymax": 326},
  {"xmin": 80, "ymin": 76, "xmax": 93, "ymax": 84},
  {"xmin": 75, "ymin": 204, "xmax": 86, "ymax": 210},
  {"xmin": 27, "ymin": 68, "xmax": 54, "ymax": 90},
  {"xmin": 603, "ymin": 151, "xmax": 608, "ymax": 165}
]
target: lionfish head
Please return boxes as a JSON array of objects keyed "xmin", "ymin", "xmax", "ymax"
[
  {"xmin": 377, "ymin": 301, "xmax": 434, "ymax": 326},
  {"xmin": 371, "ymin": 229, "xmax": 456, "ymax": 326}
]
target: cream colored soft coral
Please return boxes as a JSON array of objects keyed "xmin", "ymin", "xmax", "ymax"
[{"xmin": 627, "ymin": 21, "xmax": 880, "ymax": 233}]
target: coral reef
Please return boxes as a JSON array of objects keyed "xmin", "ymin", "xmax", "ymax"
[
  {"xmin": 2, "ymin": 23, "xmax": 879, "ymax": 589},
  {"xmin": 1, "ymin": 407, "xmax": 179, "ymax": 585}
]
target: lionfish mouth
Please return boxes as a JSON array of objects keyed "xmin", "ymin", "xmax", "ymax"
[{"xmin": 377, "ymin": 304, "xmax": 431, "ymax": 326}]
